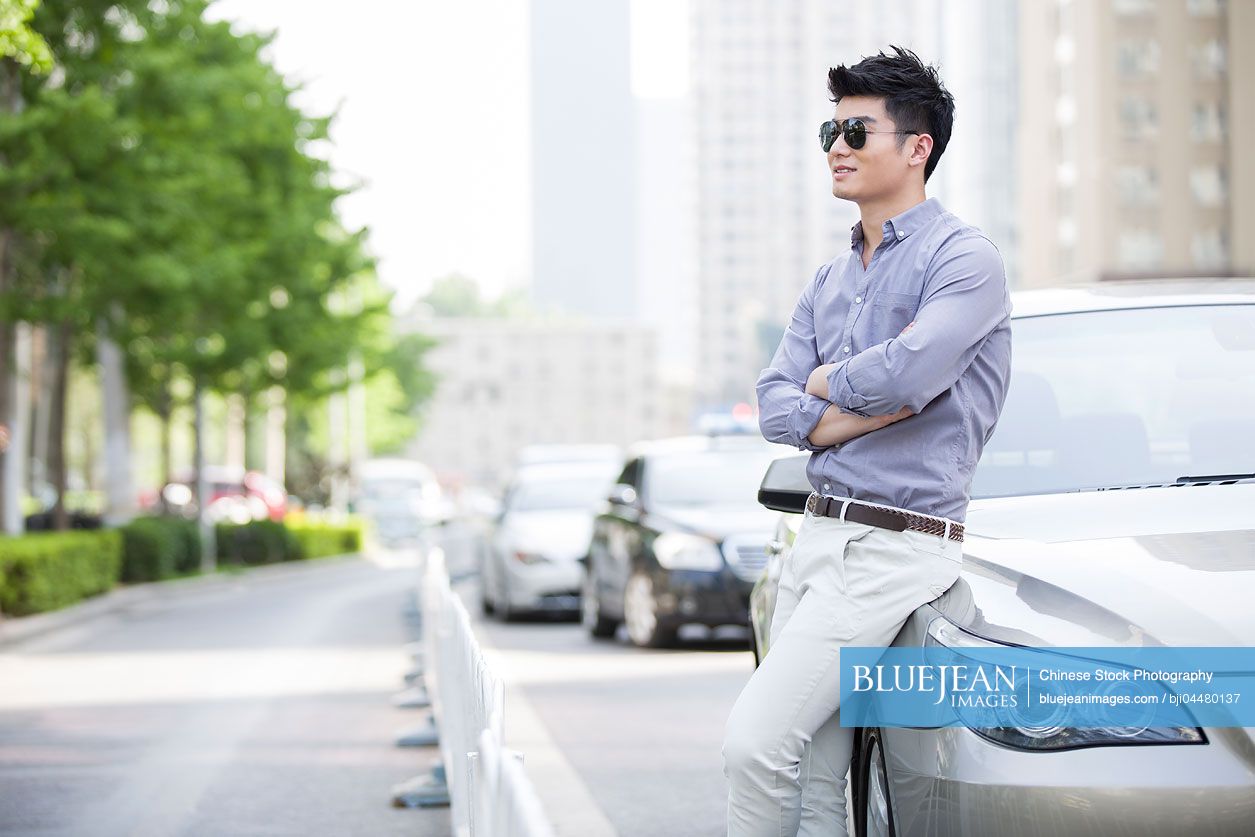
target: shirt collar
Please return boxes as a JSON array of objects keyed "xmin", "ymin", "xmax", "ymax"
[{"xmin": 849, "ymin": 197, "xmax": 946, "ymax": 248}]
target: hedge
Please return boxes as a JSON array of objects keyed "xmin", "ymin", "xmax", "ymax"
[
  {"xmin": 118, "ymin": 517, "xmax": 201, "ymax": 582},
  {"xmin": 215, "ymin": 520, "xmax": 300, "ymax": 566},
  {"xmin": 214, "ymin": 518, "xmax": 365, "ymax": 565},
  {"xmin": 0, "ymin": 530, "xmax": 122, "ymax": 617},
  {"xmin": 287, "ymin": 519, "xmax": 365, "ymax": 560},
  {"xmin": 0, "ymin": 517, "xmax": 364, "ymax": 618}
]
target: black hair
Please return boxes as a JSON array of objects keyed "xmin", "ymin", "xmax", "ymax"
[{"xmin": 827, "ymin": 45, "xmax": 955, "ymax": 183}]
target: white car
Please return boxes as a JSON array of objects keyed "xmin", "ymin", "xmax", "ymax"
[{"xmin": 480, "ymin": 460, "xmax": 621, "ymax": 620}]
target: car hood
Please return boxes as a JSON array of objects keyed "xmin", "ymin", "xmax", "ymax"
[
  {"xmin": 648, "ymin": 504, "xmax": 780, "ymax": 540},
  {"xmin": 932, "ymin": 484, "xmax": 1255, "ymax": 648},
  {"xmin": 497, "ymin": 510, "xmax": 595, "ymax": 560}
]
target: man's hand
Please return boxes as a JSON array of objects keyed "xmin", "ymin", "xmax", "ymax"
[{"xmin": 807, "ymin": 403, "xmax": 914, "ymax": 448}]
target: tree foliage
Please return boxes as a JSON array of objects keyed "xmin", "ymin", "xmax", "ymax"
[
  {"xmin": 0, "ymin": 0, "xmax": 52, "ymax": 72},
  {"xmin": 0, "ymin": 0, "xmax": 434, "ymax": 510}
]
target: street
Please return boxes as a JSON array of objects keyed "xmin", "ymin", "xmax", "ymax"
[{"xmin": 0, "ymin": 523, "xmax": 756, "ymax": 836}]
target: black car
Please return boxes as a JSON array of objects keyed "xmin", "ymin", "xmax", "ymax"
[{"xmin": 581, "ymin": 435, "xmax": 787, "ymax": 647}]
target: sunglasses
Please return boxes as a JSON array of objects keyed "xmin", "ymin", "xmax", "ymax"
[{"xmin": 820, "ymin": 119, "xmax": 920, "ymax": 152}]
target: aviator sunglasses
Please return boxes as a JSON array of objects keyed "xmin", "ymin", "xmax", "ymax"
[{"xmin": 820, "ymin": 118, "xmax": 920, "ymax": 152}]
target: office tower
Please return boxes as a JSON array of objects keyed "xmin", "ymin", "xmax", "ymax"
[
  {"xmin": 1017, "ymin": 0, "xmax": 1254, "ymax": 287},
  {"xmin": 530, "ymin": 0, "xmax": 638, "ymax": 318}
]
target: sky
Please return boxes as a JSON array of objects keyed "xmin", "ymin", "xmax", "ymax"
[{"xmin": 207, "ymin": 0, "xmax": 689, "ymax": 310}]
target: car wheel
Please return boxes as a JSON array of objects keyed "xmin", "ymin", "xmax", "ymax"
[
  {"xmin": 857, "ymin": 730, "xmax": 896, "ymax": 837},
  {"xmin": 495, "ymin": 578, "xmax": 518, "ymax": 622},
  {"xmin": 582, "ymin": 568, "xmax": 618, "ymax": 639},
  {"xmin": 624, "ymin": 571, "xmax": 676, "ymax": 648},
  {"xmin": 480, "ymin": 589, "xmax": 495, "ymax": 617}
]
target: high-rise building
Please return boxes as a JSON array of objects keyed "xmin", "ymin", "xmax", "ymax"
[
  {"xmin": 1017, "ymin": 0, "xmax": 1254, "ymax": 288},
  {"xmin": 688, "ymin": 0, "xmax": 1018, "ymax": 410},
  {"xmin": 530, "ymin": 0, "xmax": 637, "ymax": 319}
]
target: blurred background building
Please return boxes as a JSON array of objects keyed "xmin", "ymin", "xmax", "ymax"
[
  {"xmin": 401, "ymin": 311, "xmax": 691, "ymax": 488},
  {"xmin": 530, "ymin": 0, "xmax": 638, "ymax": 320},
  {"xmin": 1017, "ymin": 0, "xmax": 1254, "ymax": 287}
]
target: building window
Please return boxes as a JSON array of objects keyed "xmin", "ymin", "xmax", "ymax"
[
  {"xmin": 1191, "ymin": 40, "xmax": 1226, "ymax": 79},
  {"xmin": 1190, "ymin": 166, "xmax": 1227, "ymax": 207},
  {"xmin": 1120, "ymin": 96, "xmax": 1158, "ymax": 140},
  {"xmin": 1116, "ymin": 166, "xmax": 1159, "ymax": 207},
  {"xmin": 1118, "ymin": 230, "xmax": 1164, "ymax": 269},
  {"xmin": 1191, "ymin": 229, "xmax": 1228, "ymax": 268},
  {"xmin": 1057, "ymin": 217, "xmax": 1078, "ymax": 247},
  {"xmin": 1056, "ymin": 162, "xmax": 1077, "ymax": 187},
  {"xmin": 1191, "ymin": 101, "xmax": 1226, "ymax": 142},
  {"xmin": 1186, "ymin": 0, "xmax": 1224, "ymax": 17},
  {"xmin": 1055, "ymin": 95, "xmax": 1076, "ymax": 125},
  {"xmin": 1116, "ymin": 40, "xmax": 1160, "ymax": 77}
]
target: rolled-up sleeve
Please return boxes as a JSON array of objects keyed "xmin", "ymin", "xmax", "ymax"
[
  {"xmin": 756, "ymin": 266, "xmax": 831, "ymax": 451},
  {"xmin": 827, "ymin": 235, "xmax": 1010, "ymax": 416}
]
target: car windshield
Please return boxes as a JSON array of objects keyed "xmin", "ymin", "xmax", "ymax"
[
  {"xmin": 647, "ymin": 449, "xmax": 782, "ymax": 507},
  {"xmin": 971, "ymin": 304, "xmax": 1255, "ymax": 498},
  {"xmin": 509, "ymin": 473, "xmax": 615, "ymax": 512}
]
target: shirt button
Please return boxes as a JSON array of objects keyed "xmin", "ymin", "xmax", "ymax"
[
  {"xmin": 843, "ymin": 346, "xmax": 850, "ymax": 353},
  {"xmin": 897, "ymin": 231, "xmax": 905, "ymax": 239},
  {"xmin": 854, "ymin": 296, "xmax": 862, "ymax": 303},
  {"xmin": 823, "ymin": 484, "xmax": 831, "ymax": 491}
]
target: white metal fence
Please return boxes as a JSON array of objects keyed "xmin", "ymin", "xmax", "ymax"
[{"xmin": 417, "ymin": 547, "xmax": 554, "ymax": 837}]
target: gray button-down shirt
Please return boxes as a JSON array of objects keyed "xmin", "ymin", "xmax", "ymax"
[{"xmin": 756, "ymin": 198, "xmax": 1013, "ymax": 523}]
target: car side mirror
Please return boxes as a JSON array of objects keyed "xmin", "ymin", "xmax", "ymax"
[
  {"xmin": 607, "ymin": 484, "xmax": 639, "ymax": 508},
  {"xmin": 757, "ymin": 455, "xmax": 811, "ymax": 514}
]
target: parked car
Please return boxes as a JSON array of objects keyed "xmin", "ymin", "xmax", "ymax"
[
  {"xmin": 582, "ymin": 434, "xmax": 791, "ymax": 647},
  {"xmin": 356, "ymin": 458, "xmax": 450, "ymax": 546},
  {"xmin": 749, "ymin": 279, "xmax": 1255, "ymax": 836},
  {"xmin": 150, "ymin": 466, "xmax": 287, "ymax": 523},
  {"xmin": 480, "ymin": 459, "xmax": 622, "ymax": 620}
]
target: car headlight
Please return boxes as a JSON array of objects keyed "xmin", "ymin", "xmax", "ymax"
[
  {"xmin": 511, "ymin": 551, "xmax": 549, "ymax": 565},
  {"xmin": 653, "ymin": 532, "xmax": 724, "ymax": 571},
  {"xmin": 925, "ymin": 618, "xmax": 1206, "ymax": 750}
]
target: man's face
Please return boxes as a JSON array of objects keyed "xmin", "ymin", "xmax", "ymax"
[{"xmin": 827, "ymin": 95, "xmax": 919, "ymax": 203}]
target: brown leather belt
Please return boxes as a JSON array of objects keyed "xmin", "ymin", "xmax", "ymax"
[{"xmin": 806, "ymin": 493, "xmax": 965, "ymax": 543}]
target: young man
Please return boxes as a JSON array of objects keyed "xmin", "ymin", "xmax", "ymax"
[{"xmin": 723, "ymin": 47, "xmax": 1013, "ymax": 836}]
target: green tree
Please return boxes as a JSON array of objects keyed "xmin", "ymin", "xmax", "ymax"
[{"xmin": 0, "ymin": 0, "xmax": 52, "ymax": 71}]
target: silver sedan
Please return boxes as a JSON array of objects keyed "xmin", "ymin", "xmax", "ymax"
[{"xmin": 750, "ymin": 279, "xmax": 1255, "ymax": 836}]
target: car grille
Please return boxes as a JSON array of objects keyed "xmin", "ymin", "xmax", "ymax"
[{"xmin": 722, "ymin": 536, "xmax": 770, "ymax": 583}]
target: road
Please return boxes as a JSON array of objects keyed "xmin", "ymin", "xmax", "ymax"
[
  {"xmin": 437, "ymin": 520, "xmax": 754, "ymax": 837},
  {"xmin": 0, "ymin": 522, "xmax": 760, "ymax": 836}
]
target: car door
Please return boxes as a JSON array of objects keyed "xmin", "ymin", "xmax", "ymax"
[{"xmin": 593, "ymin": 457, "xmax": 644, "ymax": 619}]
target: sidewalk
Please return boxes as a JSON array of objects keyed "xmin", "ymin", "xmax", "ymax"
[{"xmin": 0, "ymin": 553, "xmax": 363, "ymax": 649}]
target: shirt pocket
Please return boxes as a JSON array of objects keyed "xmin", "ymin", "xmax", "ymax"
[{"xmin": 866, "ymin": 291, "xmax": 920, "ymax": 336}]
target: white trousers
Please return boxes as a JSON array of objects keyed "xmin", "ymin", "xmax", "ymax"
[{"xmin": 723, "ymin": 507, "xmax": 963, "ymax": 837}]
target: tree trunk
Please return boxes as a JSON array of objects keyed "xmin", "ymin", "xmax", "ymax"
[
  {"xmin": 194, "ymin": 380, "xmax": 216, "ymax": 573},
  {"xmin": 156, "ymin": 377, "xmax": 173, "ymax": 494},
  {"xmin": 48, "ymin": 321, "xmax": 71, "ymax": 531},
  {"xmin": 98, "ymin": 310, "xmax": 134, "ymax": 526},
  {"xmin": 265, "ymin": 385, "xmax": 286, "ymax": 488},
  {"xmin": 0, "ymin": 58, "xmax": 22, "ymax": 533},
  {"xmin": 1, "ymin": 323, "xmax": 32, "ymax": 534}
]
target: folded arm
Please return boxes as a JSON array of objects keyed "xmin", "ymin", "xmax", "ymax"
[
  {"xmin": 822, "ymin": 236, "xmax": 1010, "ymax": 417},
  {"xmin": 756, "ymin": 264, "xmax": 908, "ymax": 451}
]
